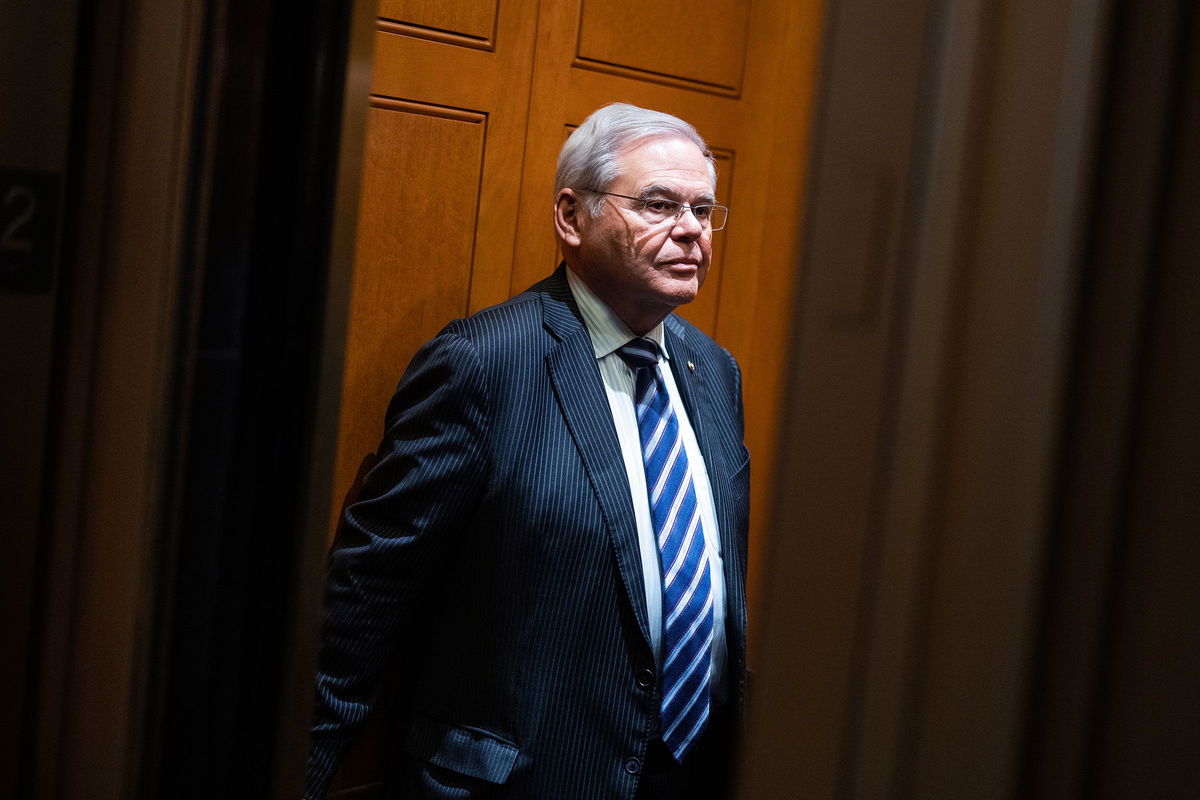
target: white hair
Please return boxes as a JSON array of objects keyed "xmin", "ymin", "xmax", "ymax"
[{"xmin": 555, "ymin": 103, "xmax": 716, "ymax": 215}]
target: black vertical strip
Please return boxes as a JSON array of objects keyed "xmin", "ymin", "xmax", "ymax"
[
  {"xmin": 1020, "ymin": 0, "xmax": 1194, "ymax": 797},
  {"xmin": 141, "ymin": 0, "xmax": 353, "ymax": 797},
  {"xmin": 22, "ymin": 0, "xmax": 100, "ymax": 794},
  {"xmin": 1079, "ymin": 1, "xmax": 1199, "ymax": 796}
]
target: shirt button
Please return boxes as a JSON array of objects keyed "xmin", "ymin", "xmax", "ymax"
[
  {"xmin": 625, "ymin": 757, "xmax": 642, "ymax": 775},
  {"xmin": 636, "ymin": 668, "xmax": 655, "ymax": 689}
]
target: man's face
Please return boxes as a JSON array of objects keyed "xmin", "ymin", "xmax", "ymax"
[{"xmin": 572, "ymin": 136, "xmax": 715, "ymax": 334}]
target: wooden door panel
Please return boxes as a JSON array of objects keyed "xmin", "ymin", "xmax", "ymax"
[
  {"xmin": 371, "ymin": 34, "xmax": 519, "ymax": 104},
  {"xmin": 329, "ymin": 13, "xmax": 538, "ymax": 538},
  {"xmin": 368, "ymin": 11, "xmax": 540, "ymax": 312},
  {"xmin": 377, "ymin": 0, "xmax": 498, "ymax": 44},
  {"xmin": 331, "ymin": 101, "xmax": 487, "ymax": 528},
  {"xmin": 576, "ymin": 0, "xmax": 751, "ymax": 94}
]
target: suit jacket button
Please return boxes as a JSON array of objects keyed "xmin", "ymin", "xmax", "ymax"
[
  {"xmin": 625, "ymin": 757, "xmax": 642, "ymax": 775},
  {"xmin": 636, "ymin": 668, "xmax": 655, "ymax": 690}
]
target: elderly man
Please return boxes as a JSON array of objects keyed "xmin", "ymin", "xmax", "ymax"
[{"xmin": 307, "ymin": 103, "xmax": 749, "ymax": 799}]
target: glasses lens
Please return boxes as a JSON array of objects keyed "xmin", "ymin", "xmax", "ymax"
[
  {"xmin": 709, "ymin": 206, "xmax": 728, "ymax": 231},
  {"xmin": 640, "ymin": 199, "xmax": 676, "ymax": 224},
  {"xmin": 634, "ymin": 197, "xmax": 728, "ymax": 231}
]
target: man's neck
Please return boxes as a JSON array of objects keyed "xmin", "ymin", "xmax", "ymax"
[{"xmin": 563, "ymin": 265, "xmax": 670, "ymax": 336}]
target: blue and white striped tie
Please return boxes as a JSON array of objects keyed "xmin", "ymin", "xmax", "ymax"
[{"xmin": 618, "ymin": 337, "xmax": 713, "ymax": 764}]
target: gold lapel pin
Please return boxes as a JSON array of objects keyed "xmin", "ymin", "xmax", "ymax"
[{"xmin": 687, "ymin": 360, "xmax": 696, "ymax": 372}]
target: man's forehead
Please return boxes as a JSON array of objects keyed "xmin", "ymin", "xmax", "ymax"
[
  {"xmin": 613, "ymin": 136, "xmax": 715, "ymax": 192},
  {"xmin": 616, "ymin": 135, "xmax": 707, "ymax": 164}
]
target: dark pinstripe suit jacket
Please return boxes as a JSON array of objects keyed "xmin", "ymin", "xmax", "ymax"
[{"xmin": 307, "ymin": 267, "xmax": 750, "ymax": 799}]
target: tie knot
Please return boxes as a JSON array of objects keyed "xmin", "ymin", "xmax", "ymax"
[{"xmin": 617, "ymin": 338, "xmax": 660, "ymax": 371}]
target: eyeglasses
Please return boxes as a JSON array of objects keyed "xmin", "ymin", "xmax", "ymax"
[{"xmin": 579, "ymin": 189, "xmax": 729, "ymax": 231}]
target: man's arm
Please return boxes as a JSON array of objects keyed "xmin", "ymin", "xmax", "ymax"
[{"xmin": 305, "ymin": 327, "xmax": 491, "ymax": 798}]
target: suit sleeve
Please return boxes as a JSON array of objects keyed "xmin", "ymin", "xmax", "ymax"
[{"xmin": 305, "ymin": 327, "xmax": 491, "ymax": 798}]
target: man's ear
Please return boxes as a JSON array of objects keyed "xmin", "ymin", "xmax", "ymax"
[{"xmin": 554, "ymin": 189, "xmax": 584, "ymax": 248}]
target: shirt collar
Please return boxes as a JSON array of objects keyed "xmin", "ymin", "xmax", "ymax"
[{"xmin": 566, "ymin": 267, "xmax": 669, "ymax": 361}]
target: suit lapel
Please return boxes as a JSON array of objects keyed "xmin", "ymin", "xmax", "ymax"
[{"xmin": 541, "ymin": 273, "xmax": 654, "ymax": 655}]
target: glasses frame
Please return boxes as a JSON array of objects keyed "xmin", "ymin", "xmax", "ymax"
[{"xmin": 578, "ymin": 189, "xmax": 730, "ymax": 232}]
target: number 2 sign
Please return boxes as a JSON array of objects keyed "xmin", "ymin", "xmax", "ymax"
[{"xmin": 1, "ymin": 169, "xmax": 60, "ymax": 292}]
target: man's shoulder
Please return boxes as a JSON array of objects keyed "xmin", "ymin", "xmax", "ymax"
[
  {"xmin": 448, "ymin": 290, "xmax": 541, "ymax": 337},
  {"xmin": 430, "ymin": 272, "xmax": 566, "ymax": 358}
]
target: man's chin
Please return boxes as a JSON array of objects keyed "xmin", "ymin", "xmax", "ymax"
[
  {"xmin": 663, "ymin": 275, "xmax": 703, "ymax": 304},
  {"xmin": 658, "ymin": 285, "xmax": 700, "ymax": 311}
]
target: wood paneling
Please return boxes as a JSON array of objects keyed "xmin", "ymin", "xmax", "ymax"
[
  {"xmin": 329, "ymin": 5, "xmax": 539, "ymax": 539},
  {"xmin": 576, "ymin": 0, "xmax": 750, "ymax": 95},
  {"xmin": 368, "ymin": 9, "xmax": 539, "ymax": 313},
  {"xmin": 331, "ymin": 102, "xmax": 487, "ymax": 531},
  {"xmin": 377, "ymin": 0, "xmax": 497, "ymax": 47}
]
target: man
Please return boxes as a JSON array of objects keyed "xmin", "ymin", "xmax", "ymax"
[{"xmin": 306, "ymin": 103, "xmax": 749, "ymax": 799}]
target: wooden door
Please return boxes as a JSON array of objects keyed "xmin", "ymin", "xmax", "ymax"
[
  {"xmin": 326, "ymin": 0, "xmax": 822, "ymax": 790},
  {"xmin": 333, "ymin": 0, "xmax": 823, "ymax": 598},
  {"xmin": 329, "ymin": 1, "xmax": 540, "ymax": 525}
]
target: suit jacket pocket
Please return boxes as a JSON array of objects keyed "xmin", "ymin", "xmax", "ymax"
[{"xmin": 402, "ymin": 714, "xmax": 520, "ymax": 785}]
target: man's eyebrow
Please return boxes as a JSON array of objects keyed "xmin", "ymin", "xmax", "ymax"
[{"xmin": 638, "ymin": 183, "xmax": 718, "ymax": 204}]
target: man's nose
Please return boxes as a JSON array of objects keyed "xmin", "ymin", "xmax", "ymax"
[{"xmin": 671, "ymin": 206, "xmax": 705, "ymax": 238}]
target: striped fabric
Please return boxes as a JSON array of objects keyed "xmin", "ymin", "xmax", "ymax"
[
  {"xmin": 619, "ymin": 338, "xmax": 713, "ymax": 763},
  {"xmin": 565, "ymin": 267, "xmax": 727, "ymax": 697}
]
